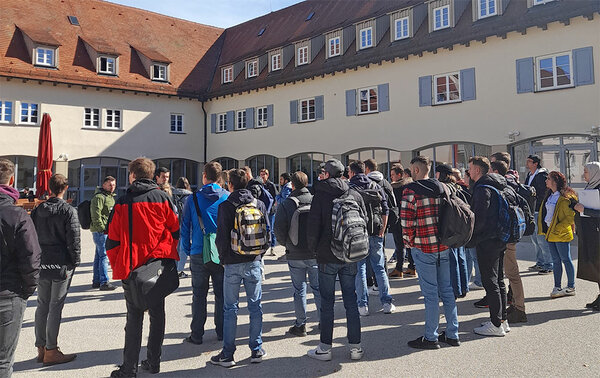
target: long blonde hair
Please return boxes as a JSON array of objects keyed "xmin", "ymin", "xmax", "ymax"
[{"xmin": 159, "ymin": 182, "xmax": 172, "ymax": 197}]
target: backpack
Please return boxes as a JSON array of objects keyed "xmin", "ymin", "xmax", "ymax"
[
  {"xmin": 515, "ymin": 191, "xmax": 536, "ymax": 237},
  {"xmin": 173, "ymin": 193, "xmax": 189, "ymax": 220},
  {"xmin": 287, "ymin": 197, "xmax": 311, "ymax": 248},
  {"xmin": 439, "ymin": 185, "xmax": 475, "ymax": 248},
  {"xmin": 330, "ymin": 190, "xmax": 369, "ymax": 263},
  {"xmin": 351, "ymin": 181, "xmax": 383, "ymax": 236},
  {"xmin": 230, "ymin": 199, "xmax": 269, "ymax": 256},
  {"xmin": 513, "ymin": 181, "xmax": 537, "ymax": 214},
  {"xmin": 77, "ymin": 200, "xmax": 92, "ymax": 230},
  {"xmin": 482, "ymin": 185, "xmax": 527, "ymax": 243},
  {"xmin": 259, "ymin": 187, "xmax": 274, "ymax": 216}
]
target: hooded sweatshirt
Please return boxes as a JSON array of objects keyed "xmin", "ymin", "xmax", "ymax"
[
  {"xmin": 273, "ymin": 187, "xmax": 314, "ymax": 260},
  {"xmin": 90, "ymin": 187, "xmax": 116, "ymax": 233},
  {"xmin": 469, "ymin": 173, "xmax": 508, "ymax": 246},
  {"xmin": 349, "ymin": 173, "xmax": 389, "ymax": 216}
]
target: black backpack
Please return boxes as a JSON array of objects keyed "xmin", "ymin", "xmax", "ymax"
[
  {"xmin": 352, "ymin": 181, "xmax": 383, "ymax": 236},
  {"xmin": 506, "ymin": 180, "xmax": 536, "ymax": 236},
  {"xmin": 77, "ymin": 200, "xmax": 92, "ymax": 230},
  {"xmin": 514, "ymin": 182, "xmax": 537, "ymax": 214},
  {"xmin": 439, "ymin": 184, "xmax": 475, "ymax": 248}
]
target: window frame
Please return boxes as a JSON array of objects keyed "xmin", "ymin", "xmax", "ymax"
[
  {"xmin": 246, "ymin": 59, "xmax": 259, "ymax": 78},
  {"xmin": 217, "ymin": 113, "xmax": 227, "ymax": 133},
  {"xmin": 394, "ymin": 17, "xmax": 410, "ymax": 41},
  {"xmin": 83, "ymin": 107, "xmax": 101, "ymax": 129},
  {"xmin": 98, "ymin": 55, "xmax": 117, "ymax": 75},
  {"xmin": 298, "ymin": 98, "xmax": 316, "ymax": 123},
  {"xmin": 35, "ymin": 46, "xmax": 55, "ymax": 67},
  {"xmin": 328, "ymin": 36, "xmax": 341, "ymax": 58},
  {"xmin": 152, "ymin": 63, "xmax": 168, "ymax": 82},
  {"xmin": 359, "ymin": 27, "xmax": 373, "ymax": 49},
  {"xmin": 433, "ymin": 5, "xmax": 450, "ymax": 31},
  {"xmin": 433, "ymin": 72, "xmax": 462, "ymax": 105},
  {"xmin": 104, "ymin": 109, "xmax": 122, "ymax": 130},
  {"xmin": 357, "ymin": 86, "xmax": 379, "ymax": 115},
  {"xmin": 170, "ymin": 113, "xmax": 184, "ymax": 134},
  {"xmin": 271, "ymin": 53, "xmax": 282, "ymax": 71},
  {"xmin": 533, "ymin": 0, "xmax": 555, "ymax": 5},
  {"xmin": 0, "ymin": 101, "xmax": 13, "ymax": 124},
  {"xmin": 235, "ymin": 110, "xmax": 247, "ymax": 130},
  {"xmin": 297, "ymin": 46, "xmax": 309, "ymax": 66},
  {"xmin": 478, "ymin": 0, "xmax": 498, "ymax": 19},
  {"xmin": 222, "ymin": 66, "xmax": 233, "ymax": 83},
  {"xmin": 20, "ymin": 102, "xmax": 39, "ymax": 125},
  {"xmin": 256, "ymin": 106, "xmax": 268, "ymax": 128},
  {"xmin": 535, "ymin": 51, "xmax": 574, "ymax": 92}
]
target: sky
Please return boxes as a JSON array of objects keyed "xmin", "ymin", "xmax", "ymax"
[{"xmin": 109, "ymin": 0, "xmax": 305, "ymax": 28}]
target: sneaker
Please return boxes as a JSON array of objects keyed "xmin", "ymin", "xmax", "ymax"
[
  {"xmin": 528, "ymin": 264, "xmax": 542, "ymax": 271},
  {"xmin": 407, "ymin": 336, "xmax": 440, "ymax": 350},
  {"xmin": 506, "ymin": 307, "xmax": 528, "ymax": 323},
  {"xmin": 474, "ymin": 321, "xmax": 505, "ymax": 337},
  {"xmin": 564, "ymin": 287, "xmax": 576, "ymax": 296},
  {"xmin": 438, "ymin": 331, "xmax": 460, "ymax": 347},
  {"xmin": 551, "ymin": 287, "xmax": 565, "ymax": 298},
  {"xmin": 382, "ymin": 303, "xmax": 396, "ymax": 314},
  {"xmin": 140, "ymin": 360, "xmax": 159, "ymax": 374},
  {"xmin": 585, "ymin": 294, "xmax": 600, "ymax": 309},
  {"xmin": 210, "ymin": 351, "xmax": 235, "ymax": 367},
  {"xmin": 178, "ymin": 271, "xmax": 189, "ymax": 278},
  {"xmin": 91, "ymin": 282, "xmax": 100, "ymax": 289},
  {"xmin": 100, "ymin": 283, "xmax": 117, "ymax": 291},
  {"xmin": 358, "ymin": 306, "xmax": 369, "ymax": 316},
  {"xmin": 368, "ymin": 286, "xmax": 379, "ymax": 296},
  {"xmin": 388, "ymin": 269, "xmax": 403, "ymax": 279},
  {"xmin": 469, "ymin": 282, "xmax": 484, "ymax": 290},
  {"xmin": 538, "ymin": 269, "xmax": 552, "ymax": 275},
  {"xmin": 403, "ymin": 268, "xmax": 417, "ymax": 277},
  {"xmin": 387, "ymin": 257, "xmax": 397, "ymax": 264},
  {"xmin": 349, "ymin": 347, "xmax": 363, "ymax": 360},
  {"xmin": 307, "ymin": 345, "xmax": 332, "ymax": 361},
  {"xmin": 474, "ymin": 298, "xmax": 489, "ymax": 308},
  {"xmin": 287, "ymin": 324, "xmax": 307, "ymax": 337},
  {"xmin": 110, "ymin": 367, "xmax": 136, "ymax": 378},
  {"xmin": 502, "ymin": 320, "xmax": 510, "ymax": 333},
  {"xmin": 251, "ymin": 348, "xmax": 266, "ymax": 363},
  {"xmin": 183, "ymin": 336, "xmax": 202, "ymax": 345}
]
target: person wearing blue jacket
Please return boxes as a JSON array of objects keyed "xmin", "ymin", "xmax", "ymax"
[{"xmin": 181, "ymin": 162, "xmax": 229, "ymax": 345}]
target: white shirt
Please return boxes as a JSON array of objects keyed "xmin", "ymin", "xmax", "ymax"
[
  {"xmin": 527, "ymin": 168, "xmax": 540, "ymax": 186},
  {"xmin": 545, "ymin": 191, "xmax": 560, "ymax": 227}
]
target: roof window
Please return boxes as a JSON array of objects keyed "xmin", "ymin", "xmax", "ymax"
[
  {"xmin": 68, "ymin": 16, "xmax": 80, "ymax": 26},
  {"xmin": 258, "ymin": 27, "xmax": 266, "ymax": 36},
  {"xmin": 305, "ymin": 11, "xmax": 315, "ymax": 21}
]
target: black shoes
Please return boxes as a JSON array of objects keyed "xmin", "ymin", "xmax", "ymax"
[
  {"xmin": 100, "ymin": 283, "xmax": 117, "ymax": 291},
  {"xmin": 438, "ymin": 331, "xmax": 460, "ymax": 347},
  {"xmin": 250, "ymin": 348, "xmax": 267, "ymax": 363},
  {"xmin": 506, "ymin": 306, "xmax": 528, "ymax": 323},
  {"xmin": 407, "ymin": 336, "xmax": 440, "ymax": 350},
  {"xmin": 92, "ymin": 282, "xmax": 100, "ymax": 289},
  {"xmin": 210, "ymin": 351, "xmax": 235, "ymax": 367},
  {"xmin": 287, "ymin": 324, "xmax": 307, "ymax": 337},
  {"xmin": 586, "ymin": 295, "xmax": 600, "ymax": 310},
  {"xmin": 140, "ymin": 360, "xmax": 159, "ymax": 374},
  {"xmin": 110, "ymin": 367, "xmax": 136, "ymax": 378},
  {"xmin": 183, "ymin": 336, "xmax": 203, "ymax": 345},
  {"xmin": 178, "ymin": 271, "xmax": 189, "ymax": 278},
  {"xmin": 474, "ymin": 297, "xmax": 489, "ymax": 308}
]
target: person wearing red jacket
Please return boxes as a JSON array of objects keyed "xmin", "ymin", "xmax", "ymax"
[{"xmin": 106, "ymin": 157, "xmax": 179, "ymax": 378}]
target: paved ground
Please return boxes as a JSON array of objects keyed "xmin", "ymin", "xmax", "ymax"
[{"xmin": 12, "ymin": 231, "xmax": 600, "ymax": 377}]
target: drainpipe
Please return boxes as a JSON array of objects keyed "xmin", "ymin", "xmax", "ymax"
[{"xmin": 201, "ymin": 99, "xmax": 207, "ymax": 164}]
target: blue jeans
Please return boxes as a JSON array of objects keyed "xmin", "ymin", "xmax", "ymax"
[
  {"xmin": 465, "ymin": 247, "xmax": 482, "ymax": 286},
  {"xmin": 92, "ymin": 232, "xmax": 110, "ymax": 285},
  {"xmin": 532, "ymin": 214, "xmax": 553, "ymax": 270},
  {"xmin": 288, "ymin": 259, "xmax": 321, "ymax": 327},
  {"xmin": 318, "ymin": 263, "xmax": 361, "ymax": 347},
  {"xmin": 177, "ymin": 241, "xmax": 188, "ymax": 272},
  {"xmin": 412, "ymin": 248, "xmax": 459, "ymax": 341},
  {"xmin": 547, "ymin": 242, "xmax": 575, "ymax": 289},
  {"xmin": 355, "ymin": 236, "xmax": 392, "ymax": 307},
  {"xmin": 190, "ymin": 256, "xmax": 224, "ymax": 341},
  {"xmin": 449, "ymin": 247, "xmax": 469, "ymax": 297},
  {"xmin": 222, "ymin": 261, "xmax": 263, "ymax": 358}
]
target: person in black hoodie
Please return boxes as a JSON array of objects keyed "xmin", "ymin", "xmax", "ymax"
[
  {"xmin": 0, "ymin": 158, "xmax": 41, "ymax": 376},
  {"xmin": 525, "ymin": 154, "xmax": 552, "ymax": 274},
  {"xmin": 212, "ymin": 169, "xmax": 268, "ymax": 367},
  {"xmin": 31, "ymin": 174, "xmax": 80, "ymax": 366},
  {"xmin": 306, "ymin": 159, "xmax": 365, "ymax": 362}
]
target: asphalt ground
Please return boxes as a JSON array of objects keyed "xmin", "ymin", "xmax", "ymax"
[{"xmin": 11, "ymin": 231, "xmax": 600, "ymax": 377}]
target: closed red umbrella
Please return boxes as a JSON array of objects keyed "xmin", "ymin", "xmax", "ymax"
[{"xmin": 36, "ymin": 113, "xmax": 53, "ymax": 198}]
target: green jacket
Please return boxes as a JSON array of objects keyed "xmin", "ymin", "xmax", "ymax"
[{"xmin": 90, "ymin": 187, "xmax": 116, "ymax": 233}]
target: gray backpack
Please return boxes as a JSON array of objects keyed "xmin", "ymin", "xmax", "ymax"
[
  {"xmin": 288, "ymin": 197, "xmax": 311, "ymax": 247},
  {"xmin": 330, "ymin": 190, "xmax": 369, "ymax": 263}
]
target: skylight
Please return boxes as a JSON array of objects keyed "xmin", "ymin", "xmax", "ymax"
[
  {"xmin": 306, "ymin": 11, "xmax": 315, "ymax": 21},
  {"xmin": 68, "ymin": 15, "xmax": 80, "ymax": 26},
  {"xmin": 258, "ymin": 27, "xmax": 266, "ymax": 36}
]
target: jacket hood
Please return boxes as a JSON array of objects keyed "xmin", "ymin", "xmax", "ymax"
[
  {"xmin": 367, "ymin": 171, "xmax": 384, "ymax": 183},
  {"xmin": 406, "ymin": 178, "xmax": 445, "ymax": 197},
  {"xmin": 246, "ymin": 178, "xmax": 264, "ymax": 199},
  {"xmin": 172, "ymin": 187, "xmax": 192, "ymax": 197},
  {"xmin": 127, "ymin": 179, "xmax": 159, "ymax": 195},
  {"xmin": 474, "ymin": 173, "xmax": 507, "ymax": 191},
  {"xmin": 94, "ymin": 187, "xmax": 116, "ymax": 196},
  {"xmin": 0, "ymin": 185, "xmax": 19, "ymax": 203},
  {"xmin": 349, "ymin": 173, "xmax": 371, "ymax": 187},
  {"xmin": 34, "ymin": 197, "xmax": 67, "ymax": 218},
  {"xmin": 290, "ymin": 187, "xmax": 310, "ymax": 197},
  {"xmin": 227, "ymin": 188, "xmax": 255, "ymax": 206},
  {"xmin": 199, "ymin": 183, "xmax": 227, "ymax": 202},
  {"xmin": 315, "ymin": 177, "xmax": 349, "ymax": 197},
  {"xmin": 391, "ymin": 178, "xmax": 413, "ymax": 188}
]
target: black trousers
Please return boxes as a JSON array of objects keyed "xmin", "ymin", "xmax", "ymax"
[
  {"xmin": 121, "ymin": 279, "xmax": 166, "ymax": 373},
  {"xmin": 392, "ymin": 230, "xmax": 415, "ymax": 271},
  {"xmin": 476, "ymin": 238, "xmax": 507, "ymax": 327}
]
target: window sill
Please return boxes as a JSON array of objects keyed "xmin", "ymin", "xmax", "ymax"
[
  {"xmin": 98, "ymin": 72, "xmax": 118, "ymax": 77},
  {"xmin": 477, "ymin": 13, "xmax": 498, "ymax": 20},
  {"xmin": 535, "ymin": 85, "xmax": 575, "ymax": 93},
  {"xmin": 82, "ymin": 127, "xmax": 124, "ymax": 132},
  {"xmin": 358, "ymin": 110, "xmax": 379, "ymax": 115},
  {"xmin": 432, "ymin": 26, "xmax": 451, "ymax": 32},
  {"xmin": 169, "ymin": 131, "xmax": 186, "ymax": 134},
  {"xmin": 151, "ymin": 79, "xmax": 169, "ymax": 84},
  {"xmin": 433, "ymin": 100, "xmax": 462, "ymax": 106},
  {"xmin": 16, "ymin": 123, "xmax": 39, "ymax": 127},
  {"xmin": 0, "ymin": 122, "xmax": 16, "ymax": 126},
  {"xmin": 297, "ymin": 119, "xmax": 316, "ymax": 123},
  {"xmin": 34, "ymin": 64, "xmax": 57, "ymax": 70},
  {"xmin": 234, "ymin": 128, "xmax": 247, "ymax": 131},
  {"xmin": 216, "ymin": 130, "xmax": 227, "ymax": 134}
]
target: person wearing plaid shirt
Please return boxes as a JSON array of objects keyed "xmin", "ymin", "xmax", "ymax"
[{"xmin": 401, "ymin": 156, "xmax": 459, "ymax": 350}]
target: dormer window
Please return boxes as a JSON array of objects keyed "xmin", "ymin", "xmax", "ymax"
[
  {"xmin": 99, "ymin": 56, "xmax": 116, "ymax": 75},
  {"xmin": 271, "ymin": 54, "xmax": 281, "ymax": 71},
  {"xmin": 395, "ymin": 17, "xmax": 409, "ymax": 40},
  {"xmin": 247, "ymin": 59, "xmax": 258, "ymax": 78},
  {"xmin": 36, "ymin": 47, "xmax": 55, "ymax": 67},
  {"xmin": 297, "ymin": 46, "xmax": 309, "ymax": 66},
  {"xmin": 152, "ymin": 63, "xmax": 168, "ymax": 81},
  {"xmin": 329, "ymin": 37, "xmax": 341, "ymax": 57},
  {"xmin": 359, "ymin": 27, "xmax": 373, "ymax": 49},
  {"xmin": 478, "ymin": 0, "xmax": 497, "ymax": 18},
  {"xmin": 433, "ymin": 5, "xmax": 450, "ymax": 30},
  {"xmin": 222, "ymin": 66, "xmax": 233, "ymax": 83}
]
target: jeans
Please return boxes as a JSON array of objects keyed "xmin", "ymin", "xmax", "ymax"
[
  {"xmin": 355, "ymin": 236, "xmax": 392, "ymax": 307},
  {"xmin": 476, "ymin": 239, "xmax": 507, "ymax": 327},
  {"xmin": 412, "ymin": 248, "xmax": 459, "ymax": 341},
  {"xmin": 92, "ymin": 232, "xmax": 110, "ymax": 285},
  {"xmin": 190, "ymin": 256, "xmax": 224, "ymax": 342},
  {"xmin": 318, "ymin": 263, "xmax": 361, "ymax": 347},
  {"xmin": 222, "ymin": 261, "xmax": 263, "ymax": 359},
  {"xmin": 0, "ymin": 296, "xmax": 26, "ymax": 377},
  {"xmin": 121, "ymin": 279, "xmax": 166, "ymax": 373},
  {"xmin": 531, "ymin": 214, "xmax": 553, "ymax": 270},
  {"xmin": 35, "ymin": 270, "xmax": 74, "ymax": 349},
  {"xmin": 465, "ymin": 247, "xmax": 482, "ymax": 286},
  {"xmin": 288, "ymin": 259, "xmax": 321, "ymax": 327},
  {"xmin": 547, "ymin": 242, "xmax": 575, "ymax": 289},
  {"xmin": 269, "ymin": 214, "xmax": 276, "ymax": 247},
  {"xmin": 504, "ymin": 243, "xmax": 526, "ymax": 311},
  {"xmin": 449, "ymin": 247, "xmax": 469, "ymax": 297},
  {"xmin": 177, "ymin": 243, "xmax": 188, "ymax": 272}
]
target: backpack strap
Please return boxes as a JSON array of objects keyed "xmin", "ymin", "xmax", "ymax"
[
  {"xmin": 191, "ymin": 191, "xmax": 206, "ymax": 235},
  {"xmin": 126, "ymin": 193, "xmax": 134, "ymax": 274}
]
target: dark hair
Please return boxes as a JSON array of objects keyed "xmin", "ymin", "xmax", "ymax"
[
  {"xmin": 364, "ymin": 159, "xmax": 377, "ymax": 173},
  {"xmin": 129, "ymin": 158, "xmax": 156, "ymax": 180},
  {"xmin": 547, "ymin": 171, "xmax": 576, "ymax": 199},
  {"xmin": 291, "ymin": 171, "xmax": 308, "ymax": 189},
  {"xmin": 204, "ymin": 161, "xmax": 222, "ymax": 182},
  {"xmin": 527, "ymin": 154, "xmax": 542, "ymax": 168},
  {"xmin": 280, "ymin": 172, "xmax": 291, "ymax": 183},
  {"xmin": 259, "ymin": 168, "xmax": 269, "ymax": 176},
  {"xmin": 490, "ymin": 152, "xmax": 511, "ymax": 166},
  {"xmin": 403, "ymin": 168, "xmax": 412, "ymax": 177},
  {"xmin": 103, "ymin": 176, "xmax": 116, "ymax": 184},
  {"xmin": 176, "ymin": 177, "xmax": 191, "ymax": 190},
  {"xmin": 491, "ymin": 161, "xmax": 508, "ymax": 176},
  {"xmin": 349, "ymin": 160, "xmax": 365, "ymax": 175},
  {"xmin": 49, "ymin": 174, "xmax": 68, "ymax": 195},
  {"xmin": 469, "ymin": 156, "xmax": 490, "ymax": 174},
  {"xmin": 410, "ymin": 155, "xmax": 430, "ymax": 168},
  {"xmin": 343, "ymin": 166, "xmax": 350, "ymax": 179},
  {"xmin": 229, "ymin": 169, "xmax": 249, "ymax": 190},
  {"xmin": 155, "ymin": 166, "xmax": 170, "ymax": 178},
  {"xmin": 0, "ymin": 158, "xmax": 15, "ymax": 185},
  {"xmin": 391, "ymin": 163, "xmax": 404, "ymax": 175}
]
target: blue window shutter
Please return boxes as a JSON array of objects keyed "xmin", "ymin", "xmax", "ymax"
[
  {"xmin": 315, "ymin": 95, "xmax": 324, "ymax": 120},
  {"xmin": 267, "ymin": 105, "xmax": 274, "ymax": 126},
  {"xmin": 210, "ymin": 114, "xmax": 216, "ymax": 134},
  {"xmin": 378, "ymin": 83, "xmax": 390, "ymax": 111},
  {"xmin": 573, "ymin": 46, "xmax": 595, "ymax": 86},
  {"xmin": 419, "ymin": 76, "xmax": 432, "ymax": 107},
  {"xmin": 226, "ymin": 110, "xmax": 234, "ymax": 131},
  {"xmin": 516, "ymin": 57, "xmax": 534, "ymax": 93},
  {"xmin": 246, "ymin": 108, "xmax": 255, "ymax": 129},
  {"xmin": 290, "ymin": 100, "xmax": 298, "ymax": 123},
  {"xmin": 460, "ymin": 68, "xmax": 476, "ymax": 101},
  {"xmin": 346, "ymin": 89, "xmax": 356, "ymax": 116}
]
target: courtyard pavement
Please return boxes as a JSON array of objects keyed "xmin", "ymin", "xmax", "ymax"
[{"xmin": 11, "ymin": 231, "xmax": 600, "ymax": 377}]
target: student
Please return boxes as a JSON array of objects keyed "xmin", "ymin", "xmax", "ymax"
[{"xmin": 90, "ymin": 176, "xmax": 117, "ymax": 291}]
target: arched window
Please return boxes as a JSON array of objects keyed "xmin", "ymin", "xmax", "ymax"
[
  {"xmin": 245, "ymin": 155, "xmax": 278, "ymax": 180},
  {"xmin": 415, "ymin": 142, "xmax": 491, "ymax": 176},
  {"xmin": 154, "ymin": 158, "xmax": 200, "ymax": 189},
  {"xmin": 343, "ymin": 148, "xmax": 401, "ymax": 180},
  {"xmin": 288, "ymin": 152, "xmax": 334, "ymax": 186},
  {"xmin": 213, "ymin": 157, "xmax": 238, "ymax": 171},
  {"xmin": 67, "ymin": 157, "xmax": 130, "ymax": 204}
]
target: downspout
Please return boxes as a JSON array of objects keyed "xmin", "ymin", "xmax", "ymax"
[{"xmin": 201, "ymin": 99, "xmax": 207, "ymax": 164}]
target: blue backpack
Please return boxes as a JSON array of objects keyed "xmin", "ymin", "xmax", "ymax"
[{"xmin": 482, "ymin": 185, "xmax": 526, "ymax": 243}]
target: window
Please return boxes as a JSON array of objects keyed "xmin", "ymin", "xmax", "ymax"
[
  {"xmin": 256, "ymin": 106, "xmax": 268, "ymax": 128},
  {"xmin": 152, "ymin": 64, "xmax": 167, "ymax": 81},
  {"xmin": 360, "ymin": 27, "xmax": 373, "ymax": 49},
  {"xmin": 537, "ymin": 52, "xmax": 573, "ymax": 91},
  {"xmin": 479, "ymin": 0, "xmax": 497, "ymax": 18},
  {"xmin": 84, "ymin": 107, "xmax": 100, "ymax": 128},
  {"xmin": 222, "ymin": 66, "xmax": 233, "ymax": 83},
  {"xmin": 99, "ymin": 56, "xmax": 116, "ymax": 75},
  {"xmin": 236, "ymin": 110, "xmax": 247, "ymax": 130},
  {"xmin": 297, "ymin": 46, "xmax": 309, "ymax": 65},
  {"xmin": 434, "ymin": 73, "xmax": 461, "ymax": 104},
  {"xmin": 217, "ymin": 113, "xmax": 227, "ymax": 133},
  {"xmin": 395, "ymin": 17, "xmax": 409, "ymax": 40},
  {"xmin": 534, "ymin": 0, "xmax": 554, "ymax": 5},
  {"xmin": 329, "ymin": 37, "xmax": 341, "ymax": 57},
  {"xmin": 20, "ymin": 103, "xmax": 38, "ymax": 124},
  {"xmin": 271, "ymin": 54, "xmax": 281, "ymax": 71},
  {"xmin": 358, "ymin": 87, "xmax": 378, "ymax": 114},
  {"xmin": 299, "ymin": 98, "xmax": 316, "ymax": 122},
  {"xmin": 170, "ymin": 114, "xmax": 183, "ymax": 133},
  {"xmin": 433, "ymin": 5, "xmax": 450, "ymax": 30},
  {"xmin": 0, "ymin": 101, "xmax": 12, "ymax": 123},
  {"xmin": 35, "ymin": 47, "xmax": 55, "ymax": 67},
  {"xmin": 247, "ymin": 60, "xmax": 258, "ymax": 78},
  {"xmin": 105, "ymin": 109, "xmax": 121, "ymax": 129}
]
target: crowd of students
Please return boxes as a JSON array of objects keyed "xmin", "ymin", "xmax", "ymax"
[{"xmin": 0, "ymin": 152, "xmax": 598, "ymax": 377}]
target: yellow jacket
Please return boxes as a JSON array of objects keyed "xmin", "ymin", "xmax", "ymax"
[{"xmin": 537, "ymin": 193, "xmax": 577, "ymax": 242}]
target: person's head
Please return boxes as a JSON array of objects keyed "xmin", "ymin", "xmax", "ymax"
[
  {"xmin": 203, "ymin": 161, "xmax": 222, "ymax": 185},
  {"xmin": 342, "ymin": 166, "xmax": 350, "ymax": 180},
  {"xmin": 348, "ymin": 160, "xmax": 365, "ymax": 179},
  {"xmin": 490, "ymin": 152, "xmax": 511, "ymax": 166},
  {"xmin": 583, "ymin": 161, "xmax": 600, "ymax": 187},
  {"xmin": 464, "ymin": 170, "xmax": 471, "ymax": 186},
  {"xmin": 0, "ymin": 158, "xmax": 15, "ymax": 186},
  {"xmin": 435, "ymin": 163, "xmax": 454, "ymax": 183},
  {"xmin": 102, "ymin": 176, "xmax": 116, "ymax": 193},
  {"xmin": 155, "ymin": 166, "xmax": 170, "ymax": 185},
  {"xmin": 364, "ymin": 159, "xmax": 377, "ymax": 174},
  {"xmin": 219, "ymin": 170, "xmax": 229, "ymax": 189},
  {"xmin": 259, "ymin": 168, "xmax": 269, "ymax": 183},
  {"xmin": 228, "ymin": 169, "xmax": 249, "ymax": 191},
  {"xmin": 451, "ymin": 168, "xmax": 462, "ymax": 182},
  {"xmin": 291, "ymin": 171, "xmax": 308, "ymax": 191},
  {"xmin": 323, "ymin": 159, "xmax": 344, "ymax": 179},
  {"xmin": 545, "ymin": 171, "xmax": 575, "ymax": 198},
  {"xmin": 390, "ymin": 163, "xmax": 404, "ymax": 182},
  {"xmin": 129, "ymin": 157, "xmax": 156, "ymax": 184},
  {"xmin": 410, "ymin": 156, "xmax": 430, "ymax": 180},
  {"xmin": 243, "ymin": 166, "xmax": 253, "ymax": 181},
  {"xmin": 49, "ymin": 174, "xmax": 68, "ymax": 197},
  {"xmin": 403, "ymin": 168, "xmax": 412, "ymax": 179},
  {"xmin": 468, "ymin": 156, "xmax": 490, "ymax": 182},
  {"xmin": 490, "ymin": 160, "xmax": 508, "ymax": 176},
  {"xmin": 23, "ymin": 187, "xmax": 29, "ymax": 193},
  {"xmin": 526, "ymin": 155, "xmax": 541, "ymax": 173},
  {"xmin": 317, "ymin": 163, "xmax": 326, "ymax": 181},
  {"xmin": 176, "ymin": 177, "xmax": 191, "ymax": 191},
  {"xmin": 280, "ymin": 172, "xmax": 291, "ymax": 187}
]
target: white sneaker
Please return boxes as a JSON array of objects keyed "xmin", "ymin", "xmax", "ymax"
[
  {"xmin": 502, "ymin": 320, "xmax": 510, "ymax": 333},
  {"xmin": 307, "ymin": 345, "xmax": 332, "ymax": 361},
  {"xmin": 368, "ymin": 286, "xmax": 379, "ymax": 296},
  {"xmin": 551, "ymin": 287, "xmax": 565, "ymax": 298},
  {"xmin": 382, "ymin": 303, "xmax": 396, "ymax": 314},
  {"xmin": 469, "ymin": 282, "xmax": 484, "ymax": 290},
  {"xmin": 474, "ymin": 321, "xmax": 506, "ymax": 337},
  {"xmin": 349, "ymin": 347, "xmax": 363, "ymax": 360},
  {"xmin": 564, "ymin": 287, "xmax": 576, "ymax": 296},
  {"xmin": 358, "ymin": 306, "xmax": 369, "ymax": 316}
]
